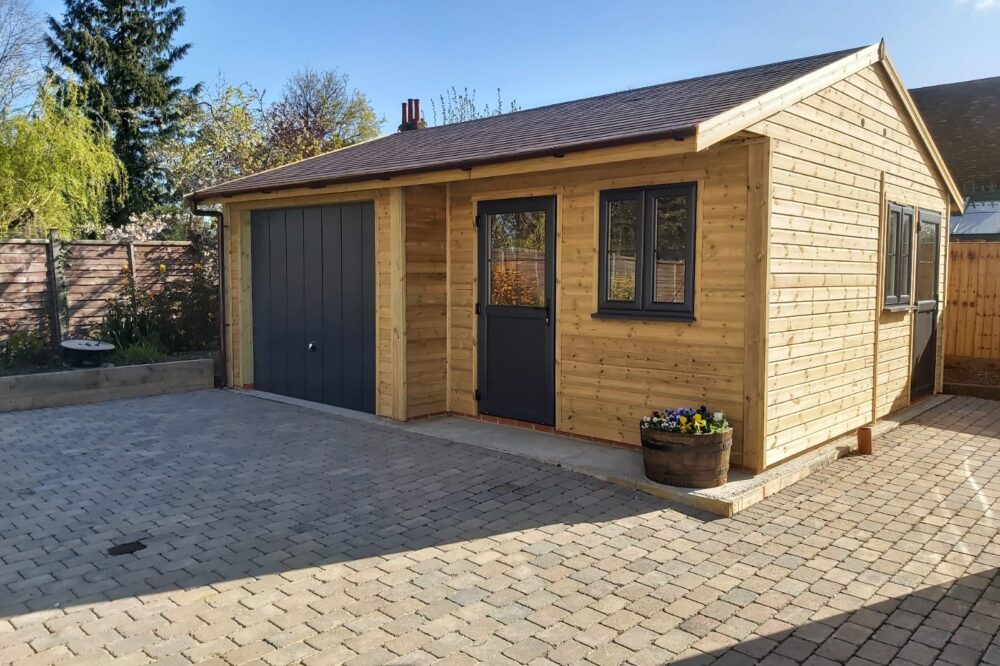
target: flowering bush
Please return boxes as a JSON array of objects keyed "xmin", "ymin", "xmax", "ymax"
[{"xmin": 641, "ymin": 406, "xmax": 730, "ymax": 435}]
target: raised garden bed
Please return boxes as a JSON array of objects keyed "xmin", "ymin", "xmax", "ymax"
[
  {"xmin": 944, "ymin": 362, "xmax": 1000, "ymax": 401},
  {"xmin": 0, "ymin": 358, "xmax": 213, "ymax": 413}
]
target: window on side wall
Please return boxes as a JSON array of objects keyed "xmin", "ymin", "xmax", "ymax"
[
  {"xmin": 597, "ymin": 183, "xmax": 697, "ymax": 320},
  {"xmin": 884, "ymin": 203, "xmax": 913, "ymax": 309}
]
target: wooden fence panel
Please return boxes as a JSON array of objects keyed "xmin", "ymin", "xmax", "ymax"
[
  {"xmin": 0, "ymin": 238, "xmax": 197, "ymax": 343},
  {"xmin": 946, "ymin": 241, "xmax": 1000, "ymax": 365},
  {"xmin": 0, "ymin": 241, "xmax": 53, "ymax": 338}
]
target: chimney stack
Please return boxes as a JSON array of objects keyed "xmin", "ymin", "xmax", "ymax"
[{"xmin": 398, "ymin": 98, "xmax": 425, "ymax": 131}]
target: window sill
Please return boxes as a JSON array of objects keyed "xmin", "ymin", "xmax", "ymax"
[
  {"xmin": 882, "ymin": 304, "xmax": 913, "ymax": 314},
  {"xmin": 592, "ymin": 311, "xmax": 695, "ymax": 323}
]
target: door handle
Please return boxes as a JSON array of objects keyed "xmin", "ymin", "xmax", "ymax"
[
  {"xmin": 307, "ymin": 341, "xmax": 317, "ymax": 352},
  {"xmin": 545, "ymin": 298, "xmax": 551, "ymax": 325}
]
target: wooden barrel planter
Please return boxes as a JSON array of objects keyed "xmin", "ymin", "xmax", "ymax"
[{"xmin": 640, "ymin": 428, "xmax": 733, "ymax": 488}]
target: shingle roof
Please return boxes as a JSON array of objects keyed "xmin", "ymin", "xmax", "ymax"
[
  {"xmin": 910, "ymin": 77, "xmax": 1000, "ymax": 195},
  {"xmin": 192, "ymin": 47, "xmax": 865, "ymax": 201}
]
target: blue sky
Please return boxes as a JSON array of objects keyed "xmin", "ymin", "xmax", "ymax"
[{"xmin": 33, "ymin": 0, "xmax": 1000, "ymax": 131}]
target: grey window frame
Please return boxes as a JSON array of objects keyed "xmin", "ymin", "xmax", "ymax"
[
  {"xmin": 884, "ymin": 202, "xmax": 913, "ymax": 309},
  {"xmin": 596, "ymin": 182, "xmax": 697, "ymax": 321}
]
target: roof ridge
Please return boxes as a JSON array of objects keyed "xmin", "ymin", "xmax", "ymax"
[
  {"xmin": 424, "ymin": 46, "xmax": 868, "ymax": 132},
  {"xmin": 911, "ymin": 75, "xmax": 1000, "ymax": 91}
]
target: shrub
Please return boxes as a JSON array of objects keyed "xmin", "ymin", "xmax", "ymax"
[
  {"xmin": 93, "ymin": 266, "xmax": 157, "ymax": 349},
  {"xmin": 113, "ymin": 338, "xmax": 165, "ymax": 365},
  {"xmin": 0, "ymin": 326, "xmax": 51, "ymax": 370},
  {"xmin": 94, "ymin": 262, "xmax": 218, "ymax": 355}
]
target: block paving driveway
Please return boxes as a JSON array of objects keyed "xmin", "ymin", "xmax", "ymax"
[{"xmin": 2, "ymin": 391, "xmax": 1000, "ymax": 665}]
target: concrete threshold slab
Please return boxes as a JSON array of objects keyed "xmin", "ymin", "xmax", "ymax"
[{"xmin": 237, "ymin": 389, "xmax": 953, "ymax": 517}]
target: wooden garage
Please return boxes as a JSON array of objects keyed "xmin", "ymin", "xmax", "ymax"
[{"xmin": 188, "ymin": 42, "xmax": 962, "ymax": 473}]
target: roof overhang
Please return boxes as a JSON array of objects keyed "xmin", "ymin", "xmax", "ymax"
[
  {"xmin": 188, "ymin": 42, "xmax": 963, "ymax": 213},
  {"xmin": 186, "ymin": 130, "xmax": 699, "ymax": 206},
  {"xmin": 694, "ymin": 41, "xmax": 964, "ymax": 213}
]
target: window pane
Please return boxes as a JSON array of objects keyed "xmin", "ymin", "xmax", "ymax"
[
  {"xmin": 899, "ymin": 210, "xmax": 913, "ymax": 300},
  {"xmin": 652, "ymin": 194, "xmax": 689, "ymax": 303},
  {"xmin": 488, "ymin": 211, "xmax": 545, "ymax": 306},
  {"xmin": 915, "ymin": 221, "xmax": 938, "ymax": 302},
  {"xmin": 885, "ymin": 209, "xmax": 898, "ymax": 301},
  {"xmin": 607, "ymin": 199, "xmax": 639, "ymax": 302}
]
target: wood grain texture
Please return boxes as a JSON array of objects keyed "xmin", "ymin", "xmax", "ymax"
[
  {"xmin": 448, "ymin": 141, "xmax": 751, "ymax": 462},
  {"xmin": 750, "ymin": 63, "xmax": 949, "ymax": 467},
  {"xmin": 405, "ymin": 185, "xmax": 448, "ymax": 417}
]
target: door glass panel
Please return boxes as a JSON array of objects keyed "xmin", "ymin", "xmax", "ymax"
[
  {"xmin": 607, "ymin": 199, "xmax": 639, "ymax": 302},
  {"xmin": 652, "ymin": 194, "xmax": 689, "ymax": 303},
  {"xmin": 488, "ymin": 211, "xmax": 545, "ymax": 306},
  {"xmin": 916, "ymin": 221, "xmax": 938, "ymax": 302}
]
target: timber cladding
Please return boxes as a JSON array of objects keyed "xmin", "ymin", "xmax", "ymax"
[
  {"xmin": 448, "ymin": 141, "xmax": 751, "ymax": 464},
  {"xmin": 0, "ymin": 239, "xmax": 197, "ymax": 341},
  {"xmin": 750, "ymin": 64, "xmax": 949, "ymax": 467},
  {"xmin": 404, "ymin": 185, "xmax": 448, "ymax": 417}
]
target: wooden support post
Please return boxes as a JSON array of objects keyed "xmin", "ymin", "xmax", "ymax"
[
  {"xmin": 46, "ymin": 229, "xmax": 69, "ymax": 346},
  {"xmin": 126, "ymin": 241, "xmax": 138, "ymax": 290},
  {"xmin": 872, "ymin": 171, "xmax": 886, "ymax": 423},
  {"xmin": 389, "ymin": 187, "xmax": 408, "ymax": 421},
  {"xmin": 743, "ymin": 138, "xmax": 772, "ymax": 474}
]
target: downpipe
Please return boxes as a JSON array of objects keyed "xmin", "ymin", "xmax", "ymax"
[{"xmin": 189, "ymin": 202, "xmax": 226, "ymax": 388}]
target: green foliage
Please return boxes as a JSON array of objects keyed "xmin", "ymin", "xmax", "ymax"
[
  {"xmin": 0, "ymin": 82, "xmax": 124, "ymax": 237},
  {"xmin": 162, "ymin": 69, "xmax": 381, "ymax": 204},
  {"xmin": 93, "ymin": 266, "xmax": 156, "ymax": 348},
  {"xmin": 0, "ymin": 325, "xmax": 50, "ymax": 369},
  {"xmin": 263, "ymin": 67, "xmax": 382, "ymax": 164},
  {"xmin": 45, "ymin": 0, "xmax": 201, "ymax": 226},
  {"xmin": 94, "ymin": 262, "xmax": 218, "ymax": 354},
  {"xmin": 163, "ymin": 79, "xmax": 269, "ymax": 198},
  {"xmin": 113, "ymin": 337, "xmax": 164, "ymax": 365},
  {"xmin": 429, "ymin": 87, "xmax": 519, "ymax": 126}
]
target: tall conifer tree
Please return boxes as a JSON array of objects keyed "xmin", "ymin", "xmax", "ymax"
[{"xmin": 46, "ymin": 0, "xmax": 199, "ymax": 225}]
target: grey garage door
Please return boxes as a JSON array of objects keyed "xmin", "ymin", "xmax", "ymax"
[{"xmin": 250, "ymin": 203, "xmax": 376, "ymax": 412}]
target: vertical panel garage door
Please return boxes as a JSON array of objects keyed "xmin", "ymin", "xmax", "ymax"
[{"xmin": 250, "ymin": 203, "xmax": 376, "ymax": 412}]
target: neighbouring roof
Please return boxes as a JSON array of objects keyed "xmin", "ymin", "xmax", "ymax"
[
  {"xmin": 951, "ymin": 200, "xmax": 1000, "ymax": 238},
  {"xmin": 191, "ymin": 47, "xmax": 867, "ymax": 201},
  {"xmin": 910, "ymin": 76, "xmax": 1000, "ymax": 196}
]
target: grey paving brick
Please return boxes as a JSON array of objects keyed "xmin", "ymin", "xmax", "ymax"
[{"xmin": 0, "ymin": 392, "xmax": 998, "ymax": 665}]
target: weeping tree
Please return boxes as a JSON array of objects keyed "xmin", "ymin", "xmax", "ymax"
[{"xmin": 0, "ymin": 82, "xmax": 123, "ymax": 237}]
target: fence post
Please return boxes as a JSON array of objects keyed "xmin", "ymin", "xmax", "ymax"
[
  {"xmin": 126, "ymin": 241, "xmax": 138, "ymax": 290},
  {"xmin": 46, "ymin": 229, "xmax": 69, "ymax": 346}
]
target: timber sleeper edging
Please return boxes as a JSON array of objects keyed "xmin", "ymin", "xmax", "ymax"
[{"xmin": 0, "ymin": 359, "xmax": 214, "ymax": 413}]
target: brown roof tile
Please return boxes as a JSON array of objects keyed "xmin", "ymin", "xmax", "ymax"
[
  {"xmin": 192, "ymin": 47, "xmax": 864, "ymax": 200},
  {"xmin": 911, "ymin": 76, "xmax": 1000, "ymax": 195}
]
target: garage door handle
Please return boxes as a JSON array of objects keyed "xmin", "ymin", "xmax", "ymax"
[{"xmin": 307, "ymin": 342, "xmax": 317, "ymax": 352}]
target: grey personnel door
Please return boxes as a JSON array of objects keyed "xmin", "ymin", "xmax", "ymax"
[
  {"xmin": 251, "ymin": 203, "xmax": 376, "ymax": 412},
  {"xmin": 477, "ymin": 197, "xmax": 556, "ymax": 425},
  {"xmin": 911, "ymin": 210, "xmax": 941, "ymax": 399}
]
